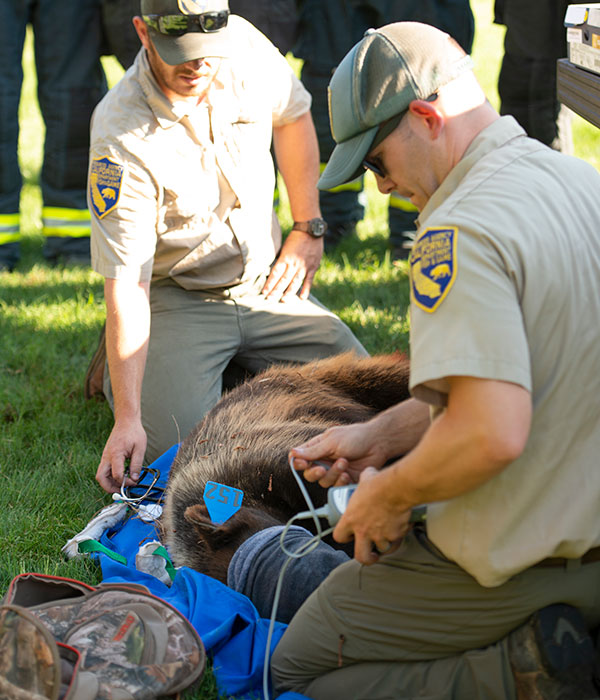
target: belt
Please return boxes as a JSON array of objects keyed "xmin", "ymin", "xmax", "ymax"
[{"xmin": 535, "ymin": 546, "xmax": 600, "ymax": 568}]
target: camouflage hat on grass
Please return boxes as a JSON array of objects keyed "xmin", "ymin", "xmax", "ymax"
[
  {"xmin": 141, "ymin": 0, "xmax": 232, "ymax": 64},
  {"xmin": 319, "ymin": 22, "xmax": 474, "ymax": 190}
]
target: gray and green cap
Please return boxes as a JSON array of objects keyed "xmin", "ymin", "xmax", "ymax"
[
  {"xmin": 319, "ymin": 22, "xmax": 474, "ymax": 190},
  {"xmin": 141, "ymin": 0, "xmax": 232, "ymax": 65}
]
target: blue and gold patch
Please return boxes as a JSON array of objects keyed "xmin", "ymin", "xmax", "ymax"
[
  {"xmin": 410, "ymin": 226, "xmax": 458, "ymax": 313},
  {"xmin": 89, "ymin": 156, "xmax": 124, "ymax": 219}
]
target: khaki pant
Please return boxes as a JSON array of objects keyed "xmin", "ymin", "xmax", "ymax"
[
  {"xmin": 105, "ymin": 278, "xmax": 367, "ymax": 463},
  {"xmin": 271, "ymin": 526, "xmax": 600, "ymax": 699}
]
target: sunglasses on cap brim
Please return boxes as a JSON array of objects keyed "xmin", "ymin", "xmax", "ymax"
[{"xmin": 143, "ymin": 10, "xmax": 229, "ymax": 36}]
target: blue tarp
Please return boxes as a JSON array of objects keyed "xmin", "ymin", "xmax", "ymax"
[{"xmin": 92, "ymin": 444, "xmax": 305, "ymax": 699}]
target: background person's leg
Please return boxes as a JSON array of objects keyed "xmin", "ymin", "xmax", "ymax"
[
  {"xmin": 34, "ymin": 0, "xmax": 107, "ymax": 264},
  {"xmin": 388, "ymin": 193, "xmax": 419, "ymax": 260},
  {"xmin": 301, "ymin": 68, "xmax": 365, "ymax": 252},
  {"xmin": 100, "ymin": 0, "xmax": 141, "ymax": 70},
  {"xmin": 296, "ymin": 0, "xmax": 365, "ymax": 251},
  {"xmin": 0, "ymin": 0, "xmax": 29, "ymax": 271},
  {"xmin": 496, "ymin": 0, "xmax": 572, "ymax": 152}
]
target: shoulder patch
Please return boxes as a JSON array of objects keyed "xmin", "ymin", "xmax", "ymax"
[
  {"xmin": 89, "ymin": 156, "xmax": 124, "ymax": 219},
  {"xmin": 410, "ymin": 226, "xmax": 458, "ymax": 313}
]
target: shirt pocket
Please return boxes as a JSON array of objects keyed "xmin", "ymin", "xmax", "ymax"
[
  {"xmin": 225, "ymin": 94, "xmax": 273, "ymax": 160},
  {"xmin": 158, "ymin": 161, "xmax": 219, "ymax": 234}
]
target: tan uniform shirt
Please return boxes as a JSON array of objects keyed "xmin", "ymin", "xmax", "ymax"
[
  {"xmin": 409, "ymin": 116, "xmax": 600, "ymax": 586},
  {"xmin": 88, "ymin": 15, "xmax": 311, "ymax": 290}
]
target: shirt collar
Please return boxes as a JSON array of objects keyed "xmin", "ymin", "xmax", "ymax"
[
  {"xmin": 419, "ymin": 116, "xmax": 527, "ymax": 222},
  {"xmin": 135, "ymin": 49, "xmax": 226, "ymax": 128}
]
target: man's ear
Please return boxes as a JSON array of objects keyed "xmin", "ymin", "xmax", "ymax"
[
  {"xmin": 132, "ymin": 16, "xmax": 151, "ymax": 50},
  {"xmin": 408, "ymin": 101, "xmax": 444, "ymax": 139}
]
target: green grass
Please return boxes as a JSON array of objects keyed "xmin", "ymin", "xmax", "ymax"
[{"xmin": 1, "ymin": 4, "xmax": 599, "ymax": 697}]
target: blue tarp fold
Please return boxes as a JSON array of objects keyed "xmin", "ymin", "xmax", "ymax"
[{"xmin": 92, "ymin": 444, "xmax": 299, "ymax": 699}]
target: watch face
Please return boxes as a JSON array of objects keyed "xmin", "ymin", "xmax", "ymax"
[{"xmin": 310, "ymin": 219, "xmax": 327, "ymax": 237}]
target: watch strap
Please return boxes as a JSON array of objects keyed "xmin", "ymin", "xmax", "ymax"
[
  {"xmin": 292, "ymin": 218, "xmax": 328, "ymax": 237},
  {"xmin": 292, "ymin": 221, "xmax": 311, "ymax": 233}
]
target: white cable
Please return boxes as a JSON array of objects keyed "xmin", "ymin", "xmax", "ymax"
[
  {"xmin": 260, "ymin": 461, "xmax": 429, "ymax": 697},
  {"xmin": 261, "ymin": 458, "xmax": 334, "ymax": 700}
]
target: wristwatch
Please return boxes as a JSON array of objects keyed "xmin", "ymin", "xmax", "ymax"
[{"xmin": 292, "ymin": 218, "xmax": 328, "ymax": 238}]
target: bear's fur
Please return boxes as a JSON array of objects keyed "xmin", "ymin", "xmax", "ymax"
[{"xmin": 161, "ymin": 352, "xmax": 411, "ymax": 583}]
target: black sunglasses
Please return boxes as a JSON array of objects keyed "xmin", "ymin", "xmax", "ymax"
[
  {"xmin": 362, "ymin": 158, "xmax": 385, "ymax": 178},
  {"xmin": 362, "ymin": 94, "xmax": 439, "ymax": 179},
  {"xmin": 143, "ymin": 10, "xmax": 229, "ymax": 36}
]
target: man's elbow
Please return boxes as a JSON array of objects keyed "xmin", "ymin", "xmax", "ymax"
[
  {"xmin": 455, "ymin": 377, "xmax": 532, "ymax": 470},
  {"xmin": 481, "ymin": 425, "xmax": 529, "ymax": 471}
]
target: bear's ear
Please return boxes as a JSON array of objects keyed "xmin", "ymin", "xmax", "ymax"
[
  {"xmin": 181, "ymin": 504, "xmax": 237, "ymax": 583},
  {"xmin": 183, "ymin": 504, "xmax": 279, "ymax": 552},
  {"xmin": 184, "ymin": 503, "xmax": 238, "ymax": 551},
  {"xmin": 184, "ymin": 504, "xmax": 218, "ymax": 532}
]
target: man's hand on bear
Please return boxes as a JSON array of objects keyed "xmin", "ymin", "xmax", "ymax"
[{"xmin": 289, "ymin": 421, "xmax": 389, "ymax": 488}]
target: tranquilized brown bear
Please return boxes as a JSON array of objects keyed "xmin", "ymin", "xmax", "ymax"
[{"xmin": 161, "ymin": 352, "xmax": 411, "ymax": 583}]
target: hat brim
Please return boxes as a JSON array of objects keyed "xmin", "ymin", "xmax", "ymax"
[
  {"xmin": 318, "ymin": 126, "xmax": 378, "ymax": 191},
  {"xmin": 150, "ymin": 27, "xmax": 233, "ymax": 64}
]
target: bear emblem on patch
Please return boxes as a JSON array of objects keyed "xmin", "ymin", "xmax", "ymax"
[
  {"xmin": 89, "ymin": 156, "xmax": 124, "ymax": 219},
  {"xmin": 410, "ymin": 226, "xmax": 458, "ymax": 313}
]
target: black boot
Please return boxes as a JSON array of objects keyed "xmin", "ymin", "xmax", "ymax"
[{"xmin": 508, "ymin": 603, "xmax": 599, "ymax": 699}]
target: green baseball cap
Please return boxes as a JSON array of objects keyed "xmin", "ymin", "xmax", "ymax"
[
  {"xmin": 141, "ymin": 0, "xmax": 232, "ymax": 65},
  {"xmin": 318, "ymin": 22, "xmax": 474, "ymax": 191}
]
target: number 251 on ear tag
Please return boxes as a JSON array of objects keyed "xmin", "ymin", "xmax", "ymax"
[{"xmin": 203, "ymin": 481, "xmax": 244, "ymax": 524}]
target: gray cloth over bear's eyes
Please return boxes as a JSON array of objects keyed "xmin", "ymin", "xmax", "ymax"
[{"xmin": 227, "ymin": 525, "xmax": 350, "ymax": 623}]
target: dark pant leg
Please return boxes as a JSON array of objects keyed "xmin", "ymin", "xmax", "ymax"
[
  {"xmin": 349, "ymin": 0, "xmax": 475, "ymax": 254},
  {"xmin": 497, "ymin": 0, "xmax": 572, "ymax": 151},
  {"xmin": 33, "ymin": 0, "xmax": 107, "ymax": 262},
  {"xmin": 301, "ymin": 68, "xmax": 364, "ymax": 244},
  {"xmin": 100, "ymin": 0, "xmax": 141, "ymax": 70},
  {"xmin": 380, "ymin": 0, "xmax": 475, "ymax": 52},
  {"xmin": 296, "ymin": 0, "xmax": 365, "ymax": 247},
  {"xmin": 388, "ymin": 193, "xmax": 418, "ymax": 254},
  {"xmin": 0, "ymin": 0, "xmax": 30, "ymax": 269},
  {"xmin": 229, "ymin": 0, "xmax": 299, "ymax": 56}
]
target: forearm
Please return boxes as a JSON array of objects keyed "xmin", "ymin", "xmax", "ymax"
[
  {"xmin": 104, "ymin": 278, "xmax": 151, "ymax": 423},
  {"xmin": 381, "ymin": 413, "xmax": 510, "ymax": 513},
  {"xmin": 273, "ymin": 112, "xmax": 321, "ymax": 221},
  {"xmin": 263, "ymin": 112, "xmax": 324, "ymax": 300},
  {"xmin": 372, "ymin": 378, "xmax": 532, "ymax": 511},
  {"xmin": 365, "ymin": 398, "xmax": 431, "ymax": 461},
  {"xmin": 333, "ymin": 377, "xmax": 532, "ymax": 560}
]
